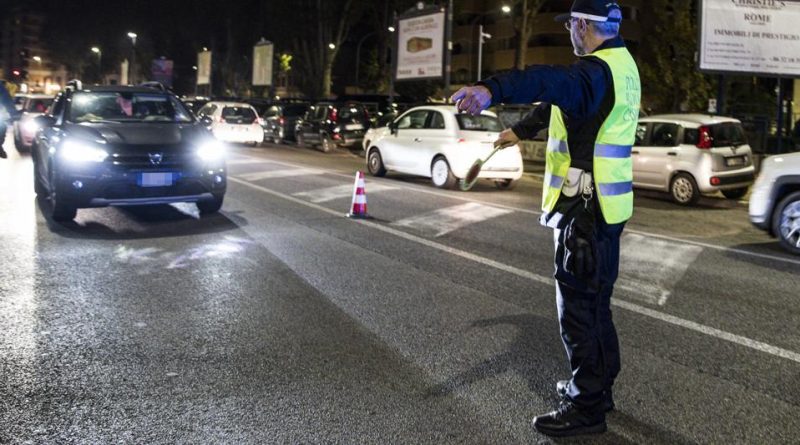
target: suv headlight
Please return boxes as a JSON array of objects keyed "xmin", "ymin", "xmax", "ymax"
[
  {"xmin": 197, "ymin": 140, "xmax": 226, "ymax": 162},
  {"xmin": 22, "ymin": 119, "xmax": 39, "ymax": 133},
  {"xmin": 61, "ymin": 139, "xmax": 109, "ymax": 163}
]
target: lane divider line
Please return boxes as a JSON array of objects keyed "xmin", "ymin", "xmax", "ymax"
[{"xmin": 228, "ymin": 176, "xmax": 800, "ymax": 366}]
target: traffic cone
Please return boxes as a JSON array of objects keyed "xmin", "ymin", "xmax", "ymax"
[{"xmin": 346, "ymin": 171, "xmax": 371, "ymax": 219}]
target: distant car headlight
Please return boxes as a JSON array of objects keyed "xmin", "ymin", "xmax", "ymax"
[
  {"xmin": 21, "ymin": 119, "xmax": 39, "ymax": 134},
  {"xmin": 197, "ymin": 140, "xmax": 226, "ymax": 162},
  {"xmin": 61, "ymin": 139, "xmax": 109, "ymax": 163}
]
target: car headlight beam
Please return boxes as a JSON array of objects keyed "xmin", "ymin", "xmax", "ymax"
[
  {"xmin": 21, "ymin": 119, "xmax": 39, "ymax": 134},
  {"xmin": 61, "ymin": 140, "xmax": 109, "ymax": 163},
  {"xmin": 197, "ymin": 140, "xmax": 226, "ymax": 162}
]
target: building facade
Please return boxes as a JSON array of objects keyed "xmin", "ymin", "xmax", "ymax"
[{"xmin": 0, "ymin": 8, "xmax": 67, "ymax": 95}]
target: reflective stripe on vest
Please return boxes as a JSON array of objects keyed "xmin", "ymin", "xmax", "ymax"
[{"xmin": 541, "ymin": 46, "xmax": 641, "ymax": 224}]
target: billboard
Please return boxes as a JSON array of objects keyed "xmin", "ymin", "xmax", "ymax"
[
  {"xmin": 151, "ymin": 59, "xmax": 174, "ymax": 87},
  {"xmin": 252, "ymin": 40, "xmax": 274, "ymax": 86},
  {"xmin": 197, "ymin": 50, "xmax": 212, "ymax": 85},
  {"xmin": 395, "ymin": 10, "xmax": 445, "ymax": 81},
  {"xmin": 699, "ymin": 0, "xmax": 800, "ymax": 77}
]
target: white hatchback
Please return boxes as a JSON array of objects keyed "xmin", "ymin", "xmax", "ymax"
[
  {"xmin": 197, "ymin": 101, "xmax": 264, "ymax": 145},
  {"xmin": 364, "ymin": 106, "xmax": 523, "ymax": 189}
]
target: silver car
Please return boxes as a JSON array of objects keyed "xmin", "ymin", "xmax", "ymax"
[{"xmin": 633, "ymin": 114, "xmax": 756, "ymax": 205}]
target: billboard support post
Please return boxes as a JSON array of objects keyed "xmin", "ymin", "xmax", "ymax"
[
  {"xmin": 444, "ymin": 0, "xmax": 452, "ymax": 101},
  {"xmin": 716, "ymin": 74, "xmax": 726, "ymax": 116},
  {"xmin": 777, "ymin": 78, "xmax": 784, "ymax": 154}
]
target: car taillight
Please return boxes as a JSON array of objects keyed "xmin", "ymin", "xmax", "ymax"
[
  {"xmin": 257, "ymin": 118, "xmax": 264, "ymax": 126},
  {"xmin": 457, "ymin": 138, "xmax": 467, "ymax": 143},
  {"xmin": 218, "ymin": 116, "xmax": 225, "ymax": 123},
  {"xmin": 329, "ymin": 107, "xmax": 338, "ymax": 123},
  {"xmin": 279, "ymin": 117, "xmax": 285, "ymax": 125},
  {"xmin": 697, "ymin": 126, "xmax": 713, "ymax": 149}
]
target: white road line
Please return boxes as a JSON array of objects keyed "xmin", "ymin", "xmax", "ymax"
[
  {"xmin": 393, "ymin": 202, "xmax": 513, "ymax": 237},
  {"xmin": 234, "ymin": 153, "xmax": 800, "ymax": 267},
  {"xmin": 619, "ymin": 233, "xmax": 704, "ymax": 306},
  {"xmin": 226, "ymin": 158, "xmax": 275, "ymax": 165},
  {"xmin": 237, "ymin": 168, "xmax": 323, "ymax": 181},
  {"xmin": 294, "ymin": 183, "xmax": 398, "ymax": 203},
  {"xmin": 229, "ymin": 176, "xmax": 800, "ymax": 365}
]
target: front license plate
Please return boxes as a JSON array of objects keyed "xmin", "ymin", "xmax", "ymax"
[
  {"xmin": 345, "ymin": 124, "xmax": 364, "ymax": 130},
  {"xmin": 726, "ymin": 156, "xmax": 745, "ymax": 167},
  {"xmin": 138, "ymin": 172, "xmax": 176, "ymax": 187}
]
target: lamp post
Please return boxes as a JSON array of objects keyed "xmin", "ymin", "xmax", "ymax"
[
  {"xmin": 127, "ymin": 32, "xmax": 137, "ymax": 84},
  {"xmin": 476, "ymin": 25, "xmax": 492, "ymax": 82},
  {"xmin": 91, "ymin": 47, "xmax": 102, "ymax": 83}
]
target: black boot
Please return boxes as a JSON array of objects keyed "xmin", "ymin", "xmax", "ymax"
[
  {"xmin": 0, "ymin": 147, "xmax": 6, "ymax": 159},
  {"xmin": 532, "ymin": 400, "xmax": 606, "ymax": 437},
  {"xmin": 557, "ymin": 380, "xmax": 615, "ymax": 413}
]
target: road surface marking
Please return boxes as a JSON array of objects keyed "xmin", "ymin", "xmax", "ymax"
[
  {"xmin": 229, "ymin": 176, "xmax": 800, "ymax": 365},
  {"xmin": 393, "ymin": 202, "xmax": 513, "ymax": 237},
  {"xmin": 294, "ymin": 183, "xmax": 398, "ymax": 203},
  {"xmin": 237, "ymin": 168, "xmax": 323, "ymax": 181},
  {"xmin": 235, "ymin": 154, "xmax": 800, "ymax": 268},
  {"xmin": 619, "ymin": 233, "xmax": 704, "ymax": 306},
  {"xmin": 226, "ymin": 158, "xmax": 275, "ymax": 165}
]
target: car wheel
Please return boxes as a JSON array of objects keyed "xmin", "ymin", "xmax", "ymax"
[
  {"xmin": 431, "ymin": 157, "xmax": 456, "ymax": 189},
  {"xmin": 722, "ymin": 187, "xmax": 748, "ymax": 200},
  {"xmin": 47, "ymin": 164, "xmax": 77, "ymax": 221},
  {"xmin": 494, "ymin": 179, "xmax": 518, "ymax": 190},
  {"xmin": 670, "ymin": 173, "xmax": 700, "ymax": 205},
  {"xmin": 367, "ymin": 148, "xmax": 387, "ymax": 177},
  {"xmin": 198, "ymin": 195, "xmax": 224, "ymax": 215},
  {"xmin": 33, "ymin": 152, "xmax": 46, "ymax": 196},
  {"xmin": 275, "ymin": 128, "xmax": 285, "ymax": 145},
  {"xmin": 772, "ymin": 191, "xmax": 800, "ymax": 255},
  {"xmin": 14, "ymin": 129, "xmax": 25, "ymax": 153},
  {"xmin": 321, "ymin": 134, "xmax": 333, "ymax": 153}
]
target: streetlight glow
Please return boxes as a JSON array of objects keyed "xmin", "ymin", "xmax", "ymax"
[
  {"xmin": 501, "ymin": 5, "xmax": 512, "ymax": 13},
  {"xmin": 127, "ymin": 32, "xmax": 137, "ymax": 39},
  {"xmin": 328, "ymin": 43, "xmax": 336, "ymax": 50},
  {"xmin": 387, "ymin": 26, "xmax": 396, "ymax": 33},
  {"xmin": 32, "ymin": 56, "xmax": 42, "ymax": 62},
  {"xmin": 91, "ymin": 47, "xmax": 101, "ymax": 54}
]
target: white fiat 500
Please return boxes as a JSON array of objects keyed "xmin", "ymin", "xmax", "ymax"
[
  {"xmin": 364, "ymin": 106, "xmax": 523, "ymax": 189},
  {"xmin": 197, "ymin": 101, "xmax": 264, "ymax": 146}
]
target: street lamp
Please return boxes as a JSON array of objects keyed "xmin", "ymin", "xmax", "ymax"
[
  {"xmin": 387, "ymin": 26, "xmax": 396, "ymax": 33},
  {"xmin": 501, "ymin": 5, "xmax": 512, "ymax": 14},
  {"xmin": 328, "ymin": 43, "xmax": 336, "ymax": 50},
  {"xmin": 32, "ymin": 56, "xmax": 42, "ymax": 63},
  {"xmin": 91, "ymin": 47, "xmax": 102, "ymax": 82},
  {"xmin": 127, "ymin": 32, "xmax": 137, "ymax": 84}
]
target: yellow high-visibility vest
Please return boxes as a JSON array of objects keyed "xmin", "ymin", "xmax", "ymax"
[{"xmin": 542, "ymin": 46, "xmax": 641, "ymax": 224}]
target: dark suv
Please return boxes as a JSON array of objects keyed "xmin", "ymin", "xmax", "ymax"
[
  {"xmin": 32, "ymin": 82, "xmax": 226, "ymax": 221},
  {"xmin": 294, "ymin": 101, "xmax": 370, "ymax": 152},
  {"xmin": 261, "ymin": 102, "xmax": 310, "ymax": 144}
]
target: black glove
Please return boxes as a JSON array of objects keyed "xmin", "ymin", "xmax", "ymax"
[{"xmin": 563, "ymin": 207, "xmax": 596, "ymax": 281}]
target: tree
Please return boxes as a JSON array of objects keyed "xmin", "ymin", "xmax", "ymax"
[
  {"xmin": 638, "ymin": 0, "xmax": 715, "ymax": 113},
  {"xmin": 293, "ymin": 0, "xmax": 367, "ymax": 98},
  {"xmin": 511, "ymin": 0, "xmax": 547, "ymax": 70}
]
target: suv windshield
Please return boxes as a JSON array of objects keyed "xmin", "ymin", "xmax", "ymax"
[
  {"xmin": 68, "ymin": 92, "xmax": 193, "ymax": 123},
  {"xmin": 456, "ymin": 114, "xmax": 504, "ymax": 132},
  {"xmin": 222, "ymin": 106, "xmax": 257, "ymax": 124}
]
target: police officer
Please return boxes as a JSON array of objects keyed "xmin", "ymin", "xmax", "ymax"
[
  {"xmin": 0, "ymin": 80, "xmax": 21, "ymax": 159},
  {"xmin": 451, "ymin": 0, "xmax": 640, "ymax": 437}
]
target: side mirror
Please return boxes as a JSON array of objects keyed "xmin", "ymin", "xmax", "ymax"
[
  {"xmin": 199, "ymin": 115, "xmax": 213, "ymax": 126},
  {"xmin": 389, "ymin": 122, "xmax": 398, "ymax": 135},
  {"xmin": 34, "ymin": 115, "xmax": 56, "ymax": 128}
]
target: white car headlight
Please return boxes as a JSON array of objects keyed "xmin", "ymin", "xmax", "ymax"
[
  {"xmin": 22, "ymin": 119, "xmax": 39, "ymax": 134},
  {"xmin": 197, "ymin": 140, "xmax": 226, "ymax": 162},
  {"xmin": 61, "ymin": 140, "xmax": 109, "ymax": 163}
]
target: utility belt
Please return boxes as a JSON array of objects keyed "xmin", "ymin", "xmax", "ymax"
[{"xmin": 541, "ymin": 167, "xmax": 595, "ymax": 229}]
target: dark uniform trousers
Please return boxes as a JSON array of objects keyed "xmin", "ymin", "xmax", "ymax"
[{"xmin": 552, "ymin": 206, "xmax": 624, "ymax": 412}]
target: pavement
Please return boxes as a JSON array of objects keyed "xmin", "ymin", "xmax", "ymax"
[{"xmin": 1, "ymin": 137, "xmax": 798, "ymax": 444}]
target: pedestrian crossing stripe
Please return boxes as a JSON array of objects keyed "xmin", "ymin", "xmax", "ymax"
[
  {"xmin": 392, "ymin": 202, "xmax": 513, "ymax": 237},
  {"xmin": 294, "ymin": 183, "xmax": 398, "ymax": 203},
  {"xmin": 236, "ymin": 168, "xmax": 323, "ymax": 181}
]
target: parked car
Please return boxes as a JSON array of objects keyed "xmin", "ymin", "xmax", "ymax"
[
  {"xmin": 362, "ymin": 112, "xmax": 397, "ymax": 152},
  {"xmin": 294, "ymin": 101, "xmax": 370, "ymax": 152},
  {"xmin": 261, "ymin": 102, "xmax": 310, "ymax": 144},
  {"xmin": 749, "ymin": 151, "xmax": 800, "ymax": 255},
  {"xmin": 32, "ymin": 82, "xmax": 226, "ymax": 221},
  {"xmin": 364, "ymin": 105, "xmax": 523, "ymax": 189},
  {"xmin": 180, "ymin": 96, "xmax": 210, "ymax": 116},
  {"xmin": 634, "ymin": 114, "xmax": 756, "ymax": 205},
  {"xmin": 13, "ymin": 94, "xmax": 55, "ymax": 152},
  {"xmin": 196, "ymin": 101, "xmax": 264, "ymax": 146}
]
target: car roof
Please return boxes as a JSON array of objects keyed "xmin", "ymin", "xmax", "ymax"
[
  {"xmin": 639, "ymin": 114, "xmax": 741, "ymax": 126},
  {"xmin": 403, "ymin": 104, "xmax": 497, "ymax": 117},
  {"xmin": 77, "ymin": 85, "xmax": 175, "ymax": 94},
  {"xmin": 206, "ymin": 101, "xmax": 255, "ymax": 108}
]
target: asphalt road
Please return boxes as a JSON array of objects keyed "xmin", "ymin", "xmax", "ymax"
[{"xmin": 1, "ymin": 138, "xmax": 798, "ymax": 444}]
